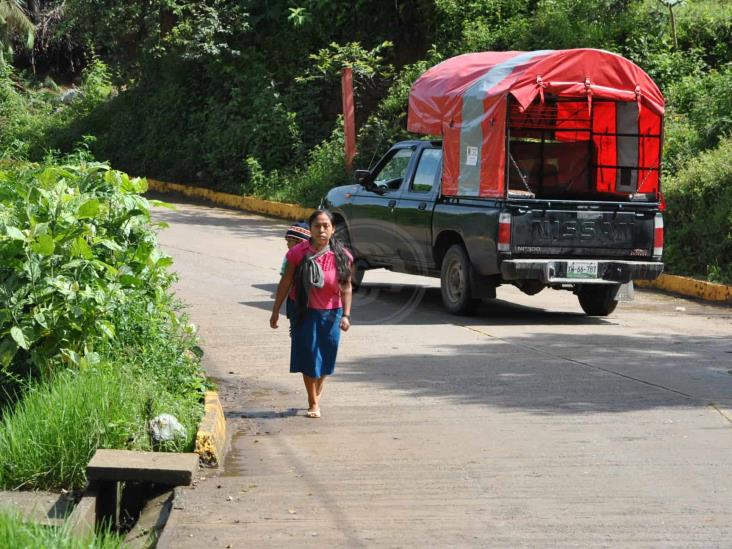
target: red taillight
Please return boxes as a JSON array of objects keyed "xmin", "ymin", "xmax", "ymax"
[
  {"xmin": 659, "ymin": 192, "xmax": 666, "ymax": 212},
  {"xmin": 653, "ymin": 213, "xmax": 664, "ymax": 258},
  {"xmin": 498, "ymin": 212, "xmax": 511, "ymax": 252}
]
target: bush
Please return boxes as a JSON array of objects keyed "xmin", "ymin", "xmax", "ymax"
[
  {"xmin": 676, "ymin": 1, "xmax": 732, "ymax": 67},
  {"xmin": 0, "ymin": 61, "xmax": 115, "ymax": 161},
  {"xmin": 666, "ymin": 66, "xmax": 732, "ymax": 151},
  {"xmin": 0, "ymin": 65, "xmax": 52, "ymax": 159},
  {"xmin": 662, "ymin": 113, "xmax": 700, "ymax": 176},
  {"xmin": 664, "ymin": 136, "xmax": 732, "ymax": 284},
  {"xmin": 284, "ymin": 126, "xmax": 348, "ymax": 206},
  {"xmin": 0, "ymin": 160, "xmax": 174, "ymax": 397},
  {"xmin": 244, "ymin": 124, "xmax": 348, "ymax": 207}
]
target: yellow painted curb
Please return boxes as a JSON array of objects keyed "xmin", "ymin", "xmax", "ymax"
[
  {"xmin": 195, "ymin": 391, "xmax": 227, "ymax": 467},
  {"xmin": 635, "ymin": 274, "xmax": 732, "ymax": 304},
  {"xmin": 147, "ymin": 179, "xmax": 315, "ymax": 221}
]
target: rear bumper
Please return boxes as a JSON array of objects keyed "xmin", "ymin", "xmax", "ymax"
[{"xmin": 500, "ymin": 259, "xmax": 664, "ymax": 284}]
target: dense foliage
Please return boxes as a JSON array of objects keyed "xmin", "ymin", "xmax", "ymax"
[
  {"xmin": 664, "ymin": 137, "xmax": 732, "ymax": 283},
  {"xmin": 0, "ymin": 159, "xmax": 206, "ymax": 489},
  {"xmin": 0, "ymin": 0, "xmax": 731, "ymax": 282},
  {"xmin": 0, "ymin": 159, "xmax": 171, "ymax": 389}
]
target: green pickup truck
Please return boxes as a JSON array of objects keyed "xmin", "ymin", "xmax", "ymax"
[
  {"xmin": 322, "ymin": 139, "xmax": 664, "ymax": 316},
  {"xmin": 322, "ymin": 49, "xmax": 666, "ymax": 316}
]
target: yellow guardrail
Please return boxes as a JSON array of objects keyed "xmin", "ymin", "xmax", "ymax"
[
  {"xmin": 146, "ymin": 179, "xmax": 731, "ymax": 305},
  {"xmin": 635, "ymin": 274, "xmax": 732, "ymax": 304},
  {"xmin": 147, "ymin": 179, "xmax": 315, "ymax": 221}
]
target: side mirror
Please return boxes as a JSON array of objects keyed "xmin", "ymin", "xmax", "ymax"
[{"xmin": 354, "ymin": 169, "xmax": 372, "ymax": 187}]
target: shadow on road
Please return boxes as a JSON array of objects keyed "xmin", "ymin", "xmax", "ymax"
[
  {"xmin": 224, "ymin": 408, "xmax": 301, "ymax": 420},
  {"xmin": 243, "ymin": 282, "xmax": 612, "ymax": 327},
  {"xmin": 335, "ymin": 330, "xmax": 732, "ymax": 415}
]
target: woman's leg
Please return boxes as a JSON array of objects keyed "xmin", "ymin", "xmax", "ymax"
[
  {"xmin": 302, "ymin": 374, "xmax": 319, "ymax": 412},
  {"xmin": 315, "ymin": 376, "xmax": 326, "ymax": 399}
]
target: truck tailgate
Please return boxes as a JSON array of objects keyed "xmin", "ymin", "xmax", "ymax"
[{"xmin": 508, "ymin": 204, "xmax": 656, "ymax": 259}]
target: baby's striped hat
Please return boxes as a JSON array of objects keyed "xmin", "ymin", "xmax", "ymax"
[{"xmin": 286, "ymin": 221, "xmax": 311, "ymax": 242}]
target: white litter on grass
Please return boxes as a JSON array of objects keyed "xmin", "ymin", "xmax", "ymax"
[{"xmin": 149, "ymin": 413, "xmax": 187, "ymax": 442}]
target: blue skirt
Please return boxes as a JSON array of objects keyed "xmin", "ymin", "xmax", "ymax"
[{"xmin": 290, "ymin": 307, "xmax": 342, "ymax": 379}]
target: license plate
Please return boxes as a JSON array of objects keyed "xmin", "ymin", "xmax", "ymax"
[{"xmin": 566, "ymin": 261, "xmax": 598, "ymax": 279}]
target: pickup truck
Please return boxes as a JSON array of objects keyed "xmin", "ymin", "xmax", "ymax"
[
  {"xmin": 321, "ymin": 49, "xmax": 666, "ymax": 316},
  {"xmin": 322, "ymin": 139, "xmax": 664, "ymax": 316}
]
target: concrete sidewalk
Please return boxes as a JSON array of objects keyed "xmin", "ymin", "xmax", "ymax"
[{"xmin": 155, "ymin": 199, "xmax": 732, "ymax": 548}]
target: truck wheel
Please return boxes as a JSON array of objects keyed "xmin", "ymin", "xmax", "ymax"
[
  {"xmin": 335, "ymin": 222, "xmax": 351, "ymax": 249},
  {"xmin": 336, "ymin": 222, "xmax": 363, "ymax": 290},
  {"xmin": 577, "ymin": 285, "xmax": 619, "ymax": 316},
  {"xmin": 351, "ymin": 260, "xmax": 366, "ymax": 291},
  {"xmin": 440, "ymin": 244, "xmax": 480, "ymax": 315}
]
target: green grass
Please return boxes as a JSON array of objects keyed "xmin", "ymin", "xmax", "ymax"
[
  {"xmin": 0, "ymin": 361, "xmax": 203, "ymax": 490},
  {"xmin": 0, "ymin": 510, "xmax": 123, "ymax": 548}
]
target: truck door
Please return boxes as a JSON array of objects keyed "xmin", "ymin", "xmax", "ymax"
[
  {"xmin": 350, "ymin": 147, "xmax": 416, "ymax": 262},
  {"xmin": 393, "ymin": 147, "xmax": 441, "ymax": 269}
]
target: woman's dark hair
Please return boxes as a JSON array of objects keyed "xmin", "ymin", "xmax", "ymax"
[
  {"xmin": 292, "ymin": 209, "xmax": 352, "ymax": 322},
  {"xmin": 307, "ymin": 209, "xmax": 351, "ymax": 284}
]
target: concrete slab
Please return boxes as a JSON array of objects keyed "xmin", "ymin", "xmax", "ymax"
[
  {"xmin": 124, "ymin": 488, "xmax": 175, "ymax": 548},
  {"xmin": 0, "ymin": 490, "xmax": 73, "ymax": 526},
  {"xmin": 66, "ymin": 487, "xmax": 97, "ymax": 538},
  {"xmin": 87, "ymin": 450, "xmax": 199, "ymax": 486}
]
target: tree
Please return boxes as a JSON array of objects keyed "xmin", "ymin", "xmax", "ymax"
[{"xmin": 657, "ymin": 0, "xmax": 684, "ymax": 50}]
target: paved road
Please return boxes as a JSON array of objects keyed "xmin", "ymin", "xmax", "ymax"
[{"xmin": 155, "ymin": 197, "xmax": 732, "ymax": 548}]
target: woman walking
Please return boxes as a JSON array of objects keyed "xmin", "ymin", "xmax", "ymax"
[{"xmin": 270, "ymin": 210, "xmax": 353, "ymax": 418}]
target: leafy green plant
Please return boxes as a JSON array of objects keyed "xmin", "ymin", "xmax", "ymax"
[
  {"xmin": 296, "ymin": 40, "xmax": 394, "ymax": 88},
  {"xmin": 0, "ymin": 160, "xmax": 174, "ymax": 398},
  {"xmin": 100, "ymin": 294, "xmax": 207, "ymax": 405},
  {"xmin": 0, "ymin": 60, "xmax": 115, "ymax": 161}
]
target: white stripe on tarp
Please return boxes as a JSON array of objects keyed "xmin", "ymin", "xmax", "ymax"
[
  {"xmin": 615, "ymin": 101, "xmax": 639, "ymax": 192},
  {"xmin": 458, "ymin": 50, "xmax": 553, "ymax": 196}
]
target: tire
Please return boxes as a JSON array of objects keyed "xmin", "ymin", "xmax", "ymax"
[
  {"xmin": 577, "ymin": 285, "xmax": 619, "ymax": 316},
  {"xmin": 351, "ymin": 260, "xmax": 366, "ymax": 291},
  {"xmin": 335, "ymin": 222, "xmax": 351, "ymax": 248},
  {"xmin": 336, "ymin": 222, "xmax": 364, "ymax": 290},
  {"xmin": 440, "ymin": 244, "xmax": 480, "ymax": 315}
]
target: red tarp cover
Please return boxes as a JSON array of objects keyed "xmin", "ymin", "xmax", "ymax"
[{"xmin": 407, "ymin": 49, "xmax": 665, "ymax": 198}]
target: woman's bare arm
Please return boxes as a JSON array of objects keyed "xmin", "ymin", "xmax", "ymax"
[
  {"xmin": 340, "ymin": 277, "xmax": 352, "ymax": 332},
  {"xmin": 270, "ymin": 260, "xmax": 297, "ymax": 329}
]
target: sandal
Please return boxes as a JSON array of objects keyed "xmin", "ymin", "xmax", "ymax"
[{"xmin": 305, "ymin": 409, "xmax": 321, "ymax": 419}]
